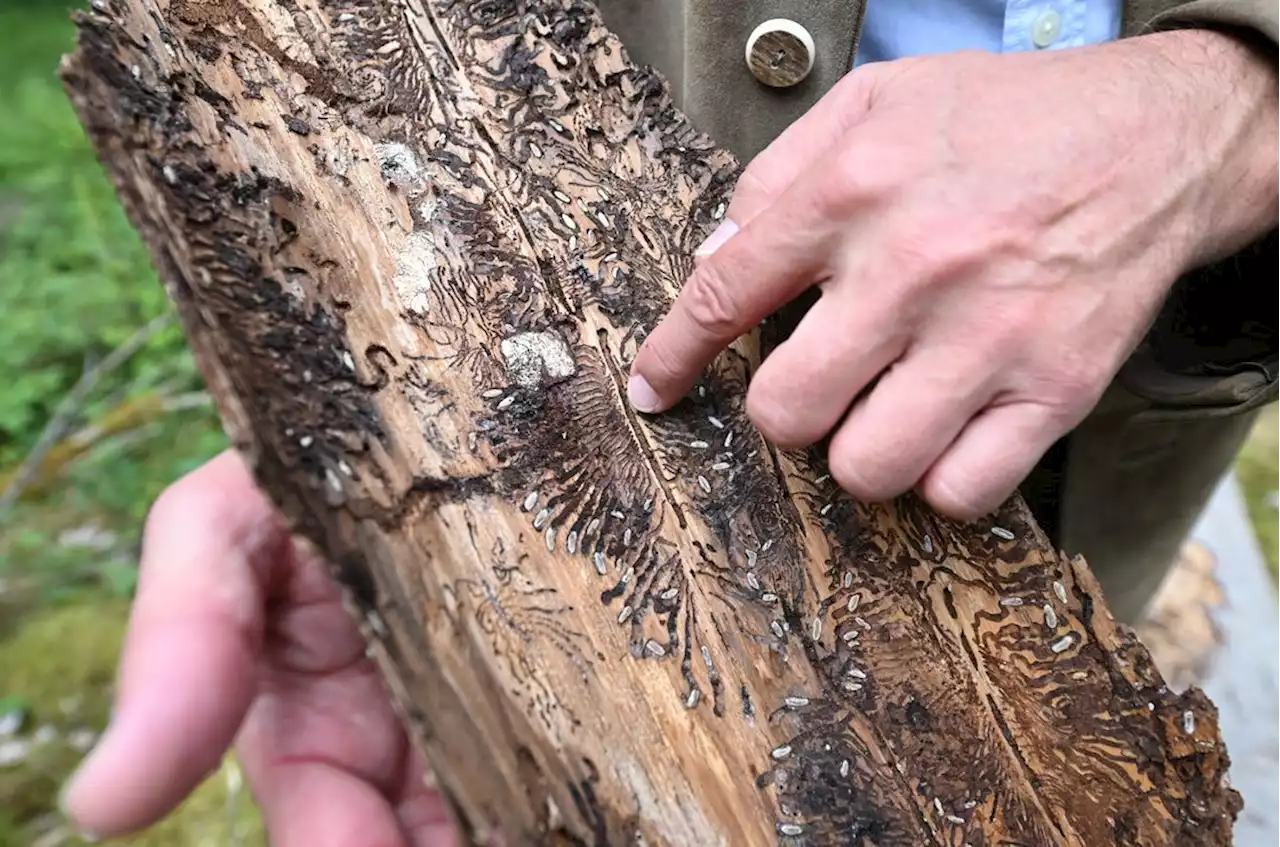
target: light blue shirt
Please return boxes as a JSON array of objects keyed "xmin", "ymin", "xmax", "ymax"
[{"xmin": 855, "ymin": 0, "xmax": 1122, "ymax": 66}]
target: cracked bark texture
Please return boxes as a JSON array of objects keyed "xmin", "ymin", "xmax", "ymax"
[{"xmin": 60, "ymin": 1, "xmax": 1241, "ymax": 844}]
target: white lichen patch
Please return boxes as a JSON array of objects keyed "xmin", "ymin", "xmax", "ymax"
[
  {"xmin": 501, "ymin": 330, "xmax": 576, "ymax": 389},
  {"xmin": 392, "ymin": 229, "xmax": 438, "ymax": 315},
  {"xmin": 376, "ymin": 141, "xmax": 425, "ymax": 193}
]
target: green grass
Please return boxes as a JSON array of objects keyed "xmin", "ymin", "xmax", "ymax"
[
  {"xmin": 0, "ymin": 3, "xmax": 249, "ymax": 844},
  {"xmin": 0, "ymin": 0, "xmax": 227, "ymax": 609},
  {"xmin": 1238, "ymin": 406, "xmax": 1279, "ymax": 577}
]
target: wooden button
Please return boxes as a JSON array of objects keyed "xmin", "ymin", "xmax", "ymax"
[{"xmin": 745, "ymin": 19, "xmax": 815, "ymax": 88}]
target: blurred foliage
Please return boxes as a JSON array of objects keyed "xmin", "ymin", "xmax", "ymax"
[
  {"xmin": 1237, "ymin": 406, "xmax": 1279, "ymax": 577},
  {"xmin": 0, "ymin": 2, "xmax": 245, "ymax": 844},
  {"xmin": 0, "ymin": 0, "xmax": 226, "ymax": 608}
]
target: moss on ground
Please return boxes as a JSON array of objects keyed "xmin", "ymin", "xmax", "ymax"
[{"xmin": 0, "ymin": 602, "xmax": 265, "ymax": 846}]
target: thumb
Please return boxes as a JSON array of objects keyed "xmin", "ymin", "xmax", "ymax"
[
  {"xmin": 61, "ymin": 451, "xmax": 285, "ymax": 839},
  {"xmin": 694, "ymin": 66, "xmax": 879, "ymax": 259}
]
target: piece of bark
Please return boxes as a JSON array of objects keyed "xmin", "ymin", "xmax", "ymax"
[{"xmin": 59, "ymin": 1, "xmax": 1241, "ymax": 844}]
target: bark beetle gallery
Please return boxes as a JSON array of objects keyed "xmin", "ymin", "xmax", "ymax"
[{"xmin": 60, "ymin": 0, "xmax": 1242, "ymax": 844}]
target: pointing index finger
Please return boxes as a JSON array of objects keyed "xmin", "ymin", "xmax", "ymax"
[{"xmin": 628, "ymin": 180, "xmax": 838, "ymax": 413}]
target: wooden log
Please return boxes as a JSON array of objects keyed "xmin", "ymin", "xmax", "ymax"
[{"xmin": 59, "ymin": 1, "xmax": 1242, "ymax": 844}]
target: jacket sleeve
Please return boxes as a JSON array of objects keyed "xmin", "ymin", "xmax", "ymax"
[
  {"xmin": 1117, "ymin": 0, "xmax": 1278, "ymax": 425},
  {"xmin": 1142, "ymin": 0, "xmax": 1278, "ymax": 47}
]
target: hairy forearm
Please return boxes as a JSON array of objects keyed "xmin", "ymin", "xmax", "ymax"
[{"xmin": 1129, "ymin": 27, "xmax": 1278, "ymax": 265}]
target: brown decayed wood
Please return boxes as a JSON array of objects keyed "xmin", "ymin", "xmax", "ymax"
[{"xmin": 60, "ymin": 1, "xmax": 1241, "ymax": 844}]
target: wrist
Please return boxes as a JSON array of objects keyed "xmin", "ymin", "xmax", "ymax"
[{"xmin": 1128, "ymin": 28, "xmax": 1278, "ymax": 265}]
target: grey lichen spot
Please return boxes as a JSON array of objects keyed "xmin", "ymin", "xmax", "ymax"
[
  {"xmin": 501, "ymin": 331, "xmax": 576, "ymax": 390},
  {"xmin": 376, "ymin": 141, "xmax": 425, "ymax": 192},
  {"xmin": 393, "ymin": 228, "xmax": 438, "ymax": 315}
]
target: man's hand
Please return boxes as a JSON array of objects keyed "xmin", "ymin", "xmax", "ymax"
[
  {"xmin": 60, "ymin": 451, "xmax": 460, "ymax": 847},
  {"xmin": 628, "ymin": 29, "xmax": 1277, "ymax": 520}
]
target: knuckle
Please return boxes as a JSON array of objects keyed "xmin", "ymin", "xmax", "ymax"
[
  {"xmin": 922, "ymin": 472, "xmax": 992, "ymax": 522},
  {"xmin": 1037, "ymin": 352, "xmax": 1111, "ymax": 411},
  {"xmin": 828, "ymin": 448, "xmax": 901, "ymax": 504},
  {"xmin": 824, "ymin": 148, "xmax": 873, "ymax": 214},
  {"xmin": 878, "ymin": 229, "xmax": 940, "ymax": 289},
  {"xmin": 681, "ymin": 262, "xmax": 744, "ymax": 338},
  {"xmin": 879, "ymin": 224, "xmax": 991, "ymax": 293},
  {"xmin": 637, "ymin": 331, "xmax": 683, "ymax": 386},
  {"xmin": 145, "ymin": 473, "xmax": 197, "ymax": 534},
  {"xmin": 828, "ymin": 143, "xmax": 908, "ymax": 211},
  {"xmin": 142, "ymin": 452, "xmax": 258, "ymax": 544},
  {"xmin": 730, "ymin": 165, "xmax": 777, "ymax": 214},
  {"xmin": 746, "ymin": 385, "xmax": 814, "ymax": 449}
]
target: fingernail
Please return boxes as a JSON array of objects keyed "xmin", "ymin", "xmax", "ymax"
[
  {"xmin": 694, "ymin": 220, "xmax": 738, "ymax": 258},
  {"xmin": 627, "ymin": 374, "xmax": 662, "ymax": 413}
]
